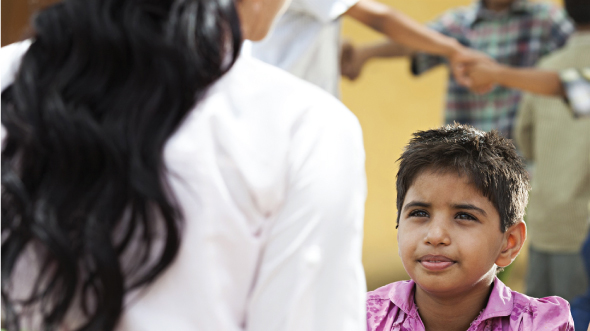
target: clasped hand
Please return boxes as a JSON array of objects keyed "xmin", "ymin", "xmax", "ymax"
[{"xmin": 449, "ymin": 47, "xmax": 500, "ymax": 94}]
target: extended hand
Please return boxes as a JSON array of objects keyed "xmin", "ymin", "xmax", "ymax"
[
  {"xmin": 449, "ymin": 47, "xmax": 495, "ymax": 93},
  {"xmin": 340, "ymin": 40, "xmax": 365, "ymax": 81}
]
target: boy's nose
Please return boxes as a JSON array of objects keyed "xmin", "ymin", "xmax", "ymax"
[{"xmin": 424, "ymin": 218, "xmax": 451, "ymax": 246}]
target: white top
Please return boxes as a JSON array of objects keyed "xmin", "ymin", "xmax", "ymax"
[
  {"xmin": 248, "ymin": 0, "xmax": 359, "ymax": 97},
  {"xmin": 1, "ymin": 41, "xmax": 368, "ymax": 331}
]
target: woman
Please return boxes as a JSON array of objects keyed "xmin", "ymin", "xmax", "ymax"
[{"xmin": 1, "ymin": 0, "xmax": 367, "ymax": 330}]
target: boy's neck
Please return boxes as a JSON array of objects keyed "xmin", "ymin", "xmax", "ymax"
[{"xmin": 414, "ymin": 277, "xmax": 494, "ymax": 331}]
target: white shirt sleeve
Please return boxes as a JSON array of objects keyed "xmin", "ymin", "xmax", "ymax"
[
  {"xmin": 245, "ymin": 98, "xmax": 367, "ymax": 331},
  {"xmin": 1, "ymin": 40, "xmax": 32, "ymax": 145},
  {"xmin": 1, "ymin": 40, "xmax": 32, "ymax": 92},
  {"xmin": 291, "ymin": 0, "xmax": 360, "ymax": 24}
]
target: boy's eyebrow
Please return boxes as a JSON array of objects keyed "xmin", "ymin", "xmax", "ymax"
[
  {"xmin": 451, "ymin": 204, "xmax": 487, "ymax": 216},
  {"xmin": 403, "ymin": 201, "xmax": 431, "ymax": 211}
]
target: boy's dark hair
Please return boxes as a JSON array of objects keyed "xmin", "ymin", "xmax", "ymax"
[
  {"xmin": 396, "ymin": 124, "xmax": 530, "ymax": 232},
  {"xmin": 565, "ymin": 0, "xmax": 590, "ymax": 25}
]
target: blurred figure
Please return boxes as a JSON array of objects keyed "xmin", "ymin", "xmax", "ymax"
[
  {"xmin": 572, "ymin": 233, "xmax": 590, "ymax": 331},
  {"xmin": 509, "ymin": 0, "xmax": 590, "ymax": 304},
  {"xmin": 1, "ymin": 0, "xmax": 368, "ymax": 330},
  {"xmin": 342, "ymin": 0, "xmax": 574, "ymax": 138},
  {"xmin": 248, "ymin": 0, "xmax": 487, "ymax": 97}
]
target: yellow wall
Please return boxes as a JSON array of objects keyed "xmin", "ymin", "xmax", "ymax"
[{"xmin": 341, "ymin": 0, "xmax": 562, "ymax": 291}]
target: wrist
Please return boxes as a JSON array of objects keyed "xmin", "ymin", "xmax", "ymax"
[
  {"xmin": 445, "ymin": 39, "xmax": 463, "ymax": 58},
  {"xmin": 358, "ymin": 45, "xmax": 374, "ymax": 64},
  {"xmin": 491, "ymin": 63, "xmax": 507, "ymax": 85}
]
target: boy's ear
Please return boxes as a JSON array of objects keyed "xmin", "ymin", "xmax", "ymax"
[{"xmin": 495, "ymin": 221, "xmax": 527, "ymax": 268}]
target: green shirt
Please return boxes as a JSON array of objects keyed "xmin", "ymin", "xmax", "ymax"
[{"xmin": 515, "ymin": 32, "xmax": 590, "ymax": 252}]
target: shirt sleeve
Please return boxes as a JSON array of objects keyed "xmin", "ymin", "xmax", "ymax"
[
  {"xmin": 410, "ymin": 10, "xmax": 459, "ymax": 76},
  {"xmin": 1, "ymin": 40, "xmax": 32, "ymax": 146},
  {"xmin": 291, "ymin": 0, "xmax": 360, "ymax": 24},
  {"xmin": 513, "ymin": 93, "xmax": 535, "ymax": 161},
  {"xmin": 245, "ymin": 98, "xmax": 367, "ymax": 331},
  {"xmin": 539, "ymin": 5, "xmax": 574, "ymax": 57}
]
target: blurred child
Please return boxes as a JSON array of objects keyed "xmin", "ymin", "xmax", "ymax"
[
  {"xmin": 367, "ymin": 124, "xmax": 574, "ymax": 330},
  {"xmin": 466, "ymin": 0, "xmax": 590, "ymax": 303},
  {"xmin": 248, "ymin": 0, "xmax": 485, "ymax": 97},
  {"xmin": 342, "ymin": 0, "xmax": 574, "ymax": 138}
]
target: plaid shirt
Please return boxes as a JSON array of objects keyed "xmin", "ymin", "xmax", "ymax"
[{"xmin": 412, "ymin": 0, "xmax": 574, "ymax": 138}]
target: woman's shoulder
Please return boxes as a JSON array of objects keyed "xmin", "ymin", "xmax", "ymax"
[
  {"xmin": 228, "ymin": 56, "xmax": 353, "ymax": 117},
  {"xmin": 509, "ymin": 291, "xmax": 574, "ymax": 330},
  {"xmin": 202, "ymin": 55, "xmax": 362, "ymax": 139}
]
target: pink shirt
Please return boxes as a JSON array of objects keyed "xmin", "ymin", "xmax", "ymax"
[{"xmin": 367, "ymin": 277, "xmax": 574, "ymax": 331}]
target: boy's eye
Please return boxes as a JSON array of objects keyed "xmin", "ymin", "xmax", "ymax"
[
  {"xmin": 455, "ymin": 212, "xmax": 477, "ymax": 221},
  {"xmin": 409, "ymin": 210, "xmax": 429, "ymax": 218}
]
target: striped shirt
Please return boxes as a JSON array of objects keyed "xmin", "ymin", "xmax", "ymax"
[
  {"xmin": 514, "ymin": 32, "xmax": 590, "ymax": 253},
  {"xmin": 412, "ymin": 0, "xmax": 574, "ymax": 138}
]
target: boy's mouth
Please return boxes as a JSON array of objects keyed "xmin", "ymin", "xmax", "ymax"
[{"xmin": 418, "ymin": 255, "xmax": 456, "ymax": 271}]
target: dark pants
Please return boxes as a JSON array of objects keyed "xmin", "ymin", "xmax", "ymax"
[{"xmin": 525, "ymin": 245, "xmax": 588, "ymax": 302}]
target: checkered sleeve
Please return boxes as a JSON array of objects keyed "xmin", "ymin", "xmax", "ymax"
[
  {"xmin": 411, "ymin": 10, "xmax": 460, "ymax": 76},
  {"xmin": 539, "ymin": 5, "xmax": 574, "ymax": 57}
]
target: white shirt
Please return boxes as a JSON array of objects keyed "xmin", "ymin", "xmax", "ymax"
[
  {"xmin": 1, "ymin": 41, "xmax": 367, "ymax": 331},
  {"xmin": 248, "ymin": 0, "xmax": 360, "ymax": 97}
]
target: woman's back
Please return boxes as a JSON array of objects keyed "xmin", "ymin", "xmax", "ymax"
[{"xmin": 1, "ymin": 38, "xmax": 367, "ymax": 330}]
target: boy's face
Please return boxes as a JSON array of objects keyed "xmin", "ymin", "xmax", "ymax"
[{"xmin": 397, "ymin": 170, "xmax": 505, "ymax": 297}]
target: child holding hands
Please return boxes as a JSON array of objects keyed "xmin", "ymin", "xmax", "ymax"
[
  {"xmin": 465, "ymin": 0, "xmax": 590, "ymax": 304},
  {"xmin": 367, "ymin": 124, "xmax": 574, "ymax": 330},
  {"xmin": 342, "ymin": 0, "xmax": 574, "ymax": 138}
]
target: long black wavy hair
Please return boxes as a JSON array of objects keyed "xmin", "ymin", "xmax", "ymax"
[{"xmin": 1, "ymin": 0, "xmax": 242, "ymax": 330}]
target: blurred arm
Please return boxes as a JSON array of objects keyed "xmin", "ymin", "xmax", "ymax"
[
  {"xmin": 356, "ymin": 39, "xmax": 415, "ymax": 59},
  {"xmin": 344, "ymin": 0, "xmax": 489, "ymax": 86},
  {"xmin": 495, "ymin": 67, "xmax": 563, "ymax": 96},
  {"xmin": 341, "ymin": 39, "xmax": 414, "ymax": 80},
  {"xmin": 468, "ymin": 61, "xmax": 564, "ymax": 96},
  {"xmin": 344, "ymin": 0, "xmax": 461, "ymax": 58}
]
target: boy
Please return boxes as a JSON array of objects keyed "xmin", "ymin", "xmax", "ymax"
[
  {"xmin": 466, "ymin": 0, "xmax": 590, "ymax": 303},
  {"xmin": 342, "ymin": 0, "xmax": 574, "ymax": 138},
  {"xmin": 367, "ymin": 124, "xmax": 574, "ymax": 330},
  {"xmin": 247, "ymin": 0, "xmax": 486, "ymax": 97}
]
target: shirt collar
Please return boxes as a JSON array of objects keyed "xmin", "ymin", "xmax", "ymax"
[
  {"xmin": 467, "ymin": 0, "xmax": 530, "ymax": 26},
  {"xmin": 388, "ymin": 280, "xmax": 419, "ymax": 317},
  {"xmin": 567, "ymin": 31, "xmax": 590, "ymax": 47},
  {"xmin": 387, "ymin": 278, "xmax": 514, "ymax": 321},
  {"xmin": 477, "ymin": 277, "xmax": 514, "ymax": 320}
]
